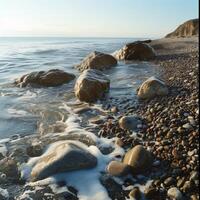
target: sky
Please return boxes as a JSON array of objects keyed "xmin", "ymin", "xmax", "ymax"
[{"xmin": 0, "ymin": 0, "xmax": 199, "ymax": 38}]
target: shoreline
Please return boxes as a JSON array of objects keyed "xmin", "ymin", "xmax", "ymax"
[
  {"xmin": 0, "ymin": 36, "xmax": 199, "ymax": 200},
  {"xmin": 99, "ymin": 37, "xmax": 199, "ymax": 199}
]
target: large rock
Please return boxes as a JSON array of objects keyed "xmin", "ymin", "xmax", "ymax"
[
  {"xmin": 30, "ymin": 141, "xmax": 97, "ymax": 181},
  {"xmin": 166, "ymin": 19, "xmax": 199, "ymax": 38},
  {"xmin": 137, "ymin": 77, "xmax": 168, "ymax": 100},
  {"xmin": 114, "ymin": 42, "xmax": 156, "ymax": 61},
  {"xmin": 75, "ymin": 69, "xmax": 110, "ymax": 103},
  {"xmin": 15, "ymin": 69, "xmax": 75, "ymax": 87},
  {"xmin": 123, "ymin": 145, "xmax": 153, "ymax": 174},
  {"xmin": 76, "ymin": 51, "xmax": 117, "ymax": 72}
]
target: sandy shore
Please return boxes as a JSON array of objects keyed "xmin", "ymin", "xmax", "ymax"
[{"xmin": 151, "ymin": 36, "xmax": 198, "ymax": 55}]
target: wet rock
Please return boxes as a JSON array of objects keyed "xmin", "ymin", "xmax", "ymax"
[
  {"xmin": 115, "ymin": 138, "xmax": 124, "ymax": 147},
  {"xmin": 76, "ymin": 51, "xmax": 117, "ymax": 72},
  {"xmin": 0, "ymin": 158, "xmax": 20, "ymax": 180},
  {"xmin": 115, "ymin": 42, "xmax": 156, "ymax": 61},
  {"xmin": 144, "ymin": 187, "xmax": 161, "ymax": 200},
  {"xmin": 15, "ymin": 69, "xmax": 75, "ymax": 87},
  {"xmin": 167, "ymin": 187, "xmax": 183, "ymax": 200},
  {"xmin": 182, "ymin": 181, "xmax": 193, "ymax": 193},
  {"xmin": 100, "ymin": 174, "xmax": 127, "ymax": 200},
  {"xmin": 17, "ymin": 185, "xmax": 77, "ymax": 200},
  {"xmin": 119, "ymin": 115, "xmax": 142, "ymax": 131},
  {"xmin": 0, "ymin": 153, "xmax": 4, "ymax": 160},
  {"xmin": 190, "ymin": 195, "xmax": 199, "ymax": 200},
  {"xmin": 123, "ymin": 145, "xmax": 153, "ymax": 174},
  {"xmin": 190, "ymin": 171, "xmax": 198, "ymax": 181},
  {"xmin": 75, "ymin": 69, "xmax": 110, "ymax": 103},
  {"xmin": 129, "ymin": 187, "xmax": 141, "ymax": 199},
  {"xmin": 0, "ymin": 187, "xmax": 9, "ymax": 200},
  {"xmin": 31, "ymin": 141, "xmax": 97, "ymax": 181},
  {"xmin": 26, "ymin": 144, "xmax": 43, "ymax": 157},
  {"xmin": 106, "ymin": 161, "xmax": 131, "ymax": 176},
  {"xmin": 10, "ymin": 148, "xmax": 29, "ymax": 164},
  {"xmin": 164, "ymin": 177, "xmax": 176, "ymax": 187},
  {"xmin": 138, "ymin": 77, "xmax": 168, "ymax": 100}
]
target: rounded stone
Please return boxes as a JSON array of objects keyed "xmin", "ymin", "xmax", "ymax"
[
  {"xmin": 138, "ymin": 77, "xmax": 168, "ymax": 100},
  {"xmin": 123, "ymin": 145, "xmax": 153, "ymax": 174},
  {"xmin": 74, "ymin": 69, "xmax": 110, "ymax": 103},
  {"xmin": 119, "ymin": 115, "xmax": 142, "ymax": 131},
  {"xmin": 76, "ymin": 51, "xmax": 117, "ymax": 72},
  {"xmin": 167, "ymin": 187, "xmax": 183, "ymax": 200},
  {"xmin": 106, "ymin": 161, "xmax": 130, "ymax": 177}
]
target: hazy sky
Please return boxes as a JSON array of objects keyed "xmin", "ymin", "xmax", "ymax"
[{"xmin": 0, "ymin": 0, "xmax": 198, "ymax": 37}]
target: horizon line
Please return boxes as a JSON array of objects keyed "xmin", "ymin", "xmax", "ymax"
[{"xmin": 0, "ymin": 35, "xmax": 160, "ymax": 39}]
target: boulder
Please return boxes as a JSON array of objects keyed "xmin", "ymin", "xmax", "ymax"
[
  {"xmin": 15, "ymin": 69, "xmax": 75, "ymax": 87},
  {"xmin": 123, "ymin": 145, "xmax": 153, "ymax": 174},
  {"xmin": 76, "ymin": 51, "xmax": 117, "ymax": 72},
  {"xmin": 31, "ymin": 141, "xmax": 97, "ymax": 181},
  {"xmin": 106, "ymin": 161, "xmax": 131, "ymax": 177},
  {"xmin": 137, "ymin": 77, "xmax": 168, "ymax": 100},
  {"xmin": 166, "ymin": 19, "xmax": 199, "ymax": 38},
  {"xmin": 119, "ymin": 115, "xmax": 142, "ymax": 131},
  {"xmin": 75, "ymin": 69, "xmax": 110, "ymax": 103},
  {"xmin": 114, "ymin": 42, "xmax": 156, "ymax": 61}
]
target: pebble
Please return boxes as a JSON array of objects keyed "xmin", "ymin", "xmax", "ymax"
[
  {"xmin": 107, "ymin": 161, "xmax": 130, "ymax": 177},
  {"xmin": 182, "ymin": 123, "xmax": 192, "ymax": 129},
  {"xmin": 164, "ymin": 177, "xmax": 176, "ymax": 187},
  {"xmin": 167, "ymin": 187, "xmax": 183, "ymax": 200},
  {"xmin": 129, "ymin": 187, "xmax": 141, "ymax": 199}
]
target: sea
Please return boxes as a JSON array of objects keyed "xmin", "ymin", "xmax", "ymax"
[{"xmin": 0, "ymin": 37, "xmax": 158, "ymax": 139}]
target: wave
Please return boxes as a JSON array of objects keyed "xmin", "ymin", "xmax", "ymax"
[{"xmin": 33, "ymin": 49, "xmax": 59, "ymax": 55}]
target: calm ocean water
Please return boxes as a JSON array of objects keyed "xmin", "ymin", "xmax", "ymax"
[{"xmin": 0, "ymin": 37, "xmax": 158, "ymax": 139}]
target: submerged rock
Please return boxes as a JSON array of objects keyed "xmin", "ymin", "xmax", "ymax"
[
  {"xmin": 31, "ymin": 141, "xmax": 97, "ymax": 181},
  {"xmin": 123, "ymin": 145, "xmax": 153, "ymax": 174},
  {"xmin": 76, "ymin": 51, "xmax": 117, "ymax": 72},
  {"xmin": 106, "ymin": 161, "xmax": 131, "ymax": 177},
  {"xmin": 137, "ymin": 77, "xmax": 168, "ymax": 100},
  {"xmin": 114, "ymin": 42, "xmax": 156, "ymax": 61},
  {"xmin": 119, "ymin": 115, "xmax": 142, "ymax": 131},
  {"xmin": 15, "ymin": 69, "xmax": 75, "ymax": 87},
  {"xmin": 75, "ymin": 69, "xmax": 110, "ymax": 103}
]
